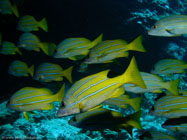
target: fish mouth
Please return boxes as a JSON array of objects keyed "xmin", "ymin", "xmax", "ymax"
[
  {"xmin": 57, "ymin": 102, "xmax": 69, "ymax": 117},
  {"xmin": 57, "ymin": 109, "xmax": 69, "ymax": 117},
  {"xmin": 57, "ymin": 102, "xmax": 80, "ymax": 117}
]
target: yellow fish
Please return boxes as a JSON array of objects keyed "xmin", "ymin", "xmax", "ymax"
[
  {"xmin": 54, "ymin": 34, "xmax": 103, "ymax": 60},
  {"xmin": 179, "ymin": 89, "xmax": 187, "ymax": 96},
  {"xmin": 163, "ymin": 123, "xmax": 187, "ymax": 133},
  {"xmin": 0, "ymin": 0, "xmax": 19, "ymax": 17},
  {"xmin": 1, "ymin": 41, "xmax": 22, "ymax": 55},
  {"xmin": 102, "ymin": 87, "xmax": 142, "ymax": 111},
  {"xmin": 84, "ymin": 35, "xmax": 146, "ymax": 64},
  {"xmin": 151, "ymin": 59, "xmax": 187, "ymax": 75},
  {"xmin": 57, "ymin": 56, "xmax": 146, "ymax": 117},
  {"xmin": 124, "ymin": 72, "xmax": 180, "ymax": 95},
  {"xmin": 152, "ymin": 95, "xmax": 187, "ymax": 118},
  {"xmin": 17, "ymin": 15, "xmax": 48, "ymax": 32},
  {"xmin": 34, "ymin": 62, "xmax": 73, "ymax": 83},
  {"xmin": 8, "ymin": 60, "xmax": 34, "ymax": 77},
  {"xmin": 69, "ymin": 108, "xmax": 142, "ymax": 134},
  {"xmin": 143, "ymin": 131, "xmax": 176, "ymax": 140},
  {"xmin": 148, "ymin": 15, "xmax": 187, "ymax": 37},
  {"xmin": 18, "ymin": 33, "xmax": 48, "ymax": 55},
  {"xmin": 7, "ymin": 84, "xmax": 65, "ymax": 120}
]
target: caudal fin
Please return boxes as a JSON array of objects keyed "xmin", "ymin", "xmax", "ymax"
[
  {"xmin": 162, "ymin": 79, "xmax": 180, "ymax": 95},
  {"xmin": 40, "ymin": 42, "xmax": 49, "ymax": 55},
  {"xmin": 28, "ymin": 65, "xmax": 34, "ymax": 77},
  {"xmin": 17, "ymin": 48, "xmax": 22, "ymax": 55},
  {"xmin": 184, "ymin": 64, "xmax": 187, "ymax": 69},
  {"xmin": 126, "ymin": 35, "xmax": 146, "ymax": 52},
  {"xmin": 38, "ymin": 18, "xmax": 48, "ymax": 32},
  {"xmin": 55, "ymin": 83, "xmax": 65, "ymax": 102},
  {"xmin": 125, "ymin": 110, "xmax": 142, "ymax": 130},
  {"xmin": 129, "ymin": 97, "xmax": 142, "ymax": 111},
  {"xmin": 89, "ymin": 34, "xmax": 103, "ymax": 48},
  {"xmin": 123, "ymin": 56, "xmax": 146, "ymax": 89},
  {"xmin": 63, "ymin": 66, "xmax": 73, "ymax": 83},
  {"xmin": 11, "ymin": 4, "xmax": 19, "ymax": 17}
]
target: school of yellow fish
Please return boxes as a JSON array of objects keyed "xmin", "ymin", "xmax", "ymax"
[{"xmin": 0, "ymin": 1, "xmax": 187, "ymax": 139}]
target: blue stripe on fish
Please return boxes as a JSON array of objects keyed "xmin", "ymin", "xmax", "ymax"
[
  {"xmin": 154, "ymin": 109, "xmax": 170, "ymax": 113},
  {"xmin": 155, "ymin": 25, "xmax": 187, "ymax": 33},
  {"xmin": 10, "ymin": 90, "xmax": 36, "ymax": 101},
  {"xmin": 75, "ymin": 78, "xmax": 109, "ymax": 98},
  {"xmin": 38, "ymin": 67, "xmax": 58, "ymax": 72},
  {"xmin": 64, "ymin": 82, "xmax": 120, "ymax": 110},
  {"xmin": 162, "ymin": 102, "xmax": 187, "ymax": 108},
  {"xmin": 60, "ymin": 41, "xmax": 84, "ymax": 50},
  {"xmin": 105, "ymin": 48, "xmax": 125, "ymax": 54},
  {"xmin": 95, "ymin": 43, "xmax": 121, "ymax": 54},
  {"xmin": 65, "ymin": 76, "xmax": 98, "ymax": 100},
  {"xmin": 165, "ymin": 125, "xmax": 187, "ymax": 128},
  {"xmin": 162, "ymin": 19, "xmax": 187, "ymax": 26},
  {"xmin": 38, "ymin": 72, "xmax": 61, "ymax": 75},
  {"xmin": 92, "ymin": 41, "xmax": 115, "ymax": 51},
  {"xmin": 61, "ymin": 38, "xmax": 78, "ymax": 45},
  {"xmin": 159, "ymin": 15, "xmax": 187, "ymax": 23},
  {"xmin": 77, "ymin": 45, "xmax": 89, "ymax": 49},
  {"xmin": 155, "ymin": 97, "xmax": 184, "ymax": 108},
  {"xmin": 10, "ymin": 99, "xmax": 51, "ymax": 106},
  {"xmin": 16, "ymin": 94, "xmax": 48, "ymax": 101}
]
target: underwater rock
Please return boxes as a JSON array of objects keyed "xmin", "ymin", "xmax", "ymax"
[
  {"xmin": 0, "ymin": 101, "xmax": 18, "ymax": 126},
  {"xmin": 165, "ymin": 42, "xmax": 187, "ymax": 60},
  {"xmin": 127, "ymin": 0, "xmax": 186, "ymax": 30}
]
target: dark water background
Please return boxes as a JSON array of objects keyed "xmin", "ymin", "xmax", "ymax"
[{"xmin": 0, "ymin": 0, "xmax": 182, "ymax": 102}]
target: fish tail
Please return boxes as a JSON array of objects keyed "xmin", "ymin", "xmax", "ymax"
[
  {"xmin": 129, "ymin": 97, "xmax": 142, "ymax": 111},
  {"xmin": 28, "ymin": 65, "xmax": 34, "ymax": 77},
  {"xmin": 126, "ymin": 35, "xmax": 146, "ymax": 52},
  {"xmin": 38, "ymin": 18, "xmax": 48, "ymax": 32},
  {"xmin": 184, "ymin": 64, "xmax": 187, "ymax": 69},
  {"xmin": 17, "ymin": 48, "xmax": 22, "ymax": 55},
  {"xmin": 89, "ymin": 34, "xmax": 103, "ymax": 48},
  {"xmin": 125, "ymin": 110, "xmax": 142, "ymax": 130},
  {"xmin": 162, "ymin": 79, "xmax": 180, "ymax": 95},
  {"xmin": 62, "ymin": 66, "xmax": 73, "ymax": 83},
  {"xmin": 54, "ymin": 83, "xmax": 65, "ymax": 102},
  {"xmin": 11, "ymin": 4, "xmax": 19, "ymax": 17},
  {"xmin": 40, "ymin": 42, "xmax": 49, "ymax": 55},
  {"xmin": 123, "ymin": 56, "xmax": 146, "ymax": 89}
]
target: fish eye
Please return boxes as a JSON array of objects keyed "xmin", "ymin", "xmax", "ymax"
[{"xmin": 153, "ymin": 25, "xmax": 157, "ymax": 29}]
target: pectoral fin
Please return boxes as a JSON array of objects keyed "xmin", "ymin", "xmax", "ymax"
[
  {"xmin": 165, "ymin": 29, "xmax": 179, "ymax": 36},
  {"xmin": 41, "ymin": 104, "xmax": 54, "ymax": 110},
  {"xmin": 23, "ymin": 112, "xmax": 30, "ymax": 120}
]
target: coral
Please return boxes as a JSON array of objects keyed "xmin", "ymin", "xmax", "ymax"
[{"xmin": 165, "ymin": 42, "xmax": 187, "ymax": 60}]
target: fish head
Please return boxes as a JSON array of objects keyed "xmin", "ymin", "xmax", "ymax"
[
  {"xmin": 84, "ymin": 57, "xmax": 97, "ymax": 64},
  {"xmin": 57, "ymin": 102, "xmax": 80, "ymax": 117},
  {"xmin": 34, "ymin": 74, "xmax": 45, "ymax": 81},
  {"xmin": 148, "ymin": 24, "xmax": 174, "ymax": 37},
  {"xmin": 84, "ymin": 55, "xmax": 102, "ymax": 64}
]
